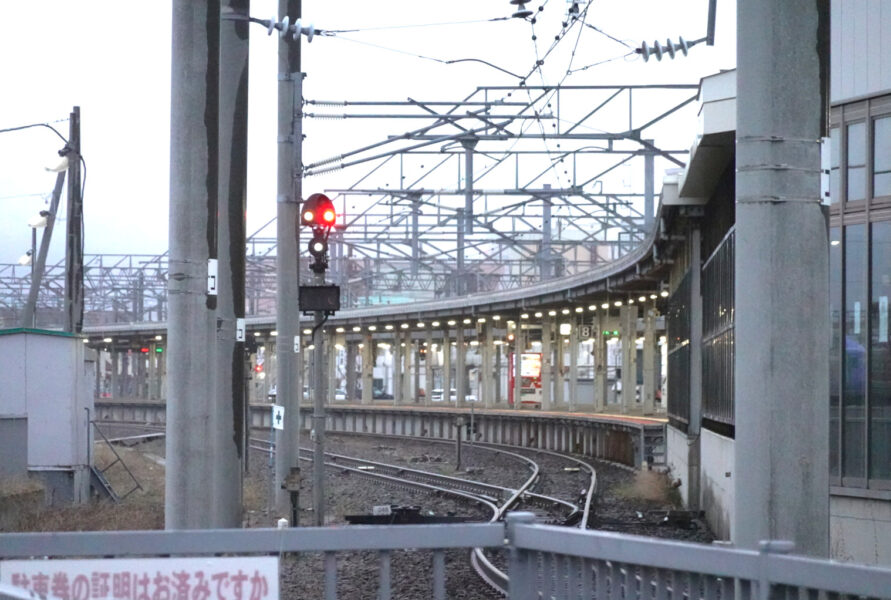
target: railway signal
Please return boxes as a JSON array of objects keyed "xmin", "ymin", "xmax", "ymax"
[
  {"xmin": 300, "ymin": 193, "xmax": 336, "ymax": 275},
  {"xmin": 297, "ymin": 192, "xmax": 341, "ymax": 527}
]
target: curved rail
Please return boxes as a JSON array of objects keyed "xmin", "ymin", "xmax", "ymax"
[{"xmin": 294, "ymin": 451, "xmax": 501, "ymax": 516}]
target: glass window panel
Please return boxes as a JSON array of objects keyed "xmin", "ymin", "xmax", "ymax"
[
  {"xmin": 870, "ymin": 221, "xmax": 891, "ymax": 481},
  {"xmin": 844, "ymin": 224, "xmax": 867, "ymax": 479},
  {"xmin": 847, "ymin": 122, "xmax": 866, "ymax": 202},
  {"xmin": 830, "ymin": 227, "xmax": 841, "ymax": 477},
  {"xmin": 830, "ymin": 128, "xmax": 840, "ymax": 205},
  {"xmin": 875, "ymin": 117, "xmax": 891, "ymax": 197}
]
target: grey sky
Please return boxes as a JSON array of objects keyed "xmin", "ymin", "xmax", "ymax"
[{"xmin": 0, "ymin": 0, "xmax": 735, "ymax": 265}]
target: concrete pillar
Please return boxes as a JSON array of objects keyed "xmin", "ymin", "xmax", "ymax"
[
  {"xmin": 442, "ymin": 327, "xmax": 452, "ymax": 403},
  {"xmin": 456, "ymin": 323, "xmax": 466, "ymax": 407},
  {"xmin": 159, "ymin": 345, "xmax": 167, "ymax": 401},
  {"xmin": 346, "ymin": 340, "xmax": 357, "ymax": 403},
  {"xmin": 512, "ymin": 321, "xmax": 522, "ymax": 409},
  {"xmin": 148, "ymin": 343, "xmax": 157, "ymax": 400},
  {"xmin": 361, "ymin": 333, "xmax": 373, "ymax": 405},
  {"xmin": 166, "ymin": 0, "xmax": 221, "ymax": 530},
  {"xmin": 494, "ymin": 337, "xmax": 502, "ymax": 405},
  {"xmin": 328, "ymin": 334, "xmax": 339, "ymax": 404},
  {"xmin": 620, "ymin": 305, "xmax": 638, "ymax": 414},
  {"xmin": 569, "ymin": 317, "xmax": 578, "ymax": 412},
  {"xmin": 482, "ymin": 321, "xmax": 493, "ymax": 408},
  {"xmin": 424, "ymin": 329, "xmax": 434, "ymax": 407},
  {"xmin": 402, "ymin": 332, "xmax": 413, "ymax": 403},
  {"xmin": 555, "ymin": 321, "xmax": 565, "ymax": 408},
  {"xmin": 642, "ymin": 306, "xmax": 656, "ymax": 415},
  {"xmin": 110, "ymin": 349, "xmax": 118, "ymax": 400},
  {"xmin": 541, "ymin": 314, "xmax": 553, "ymax": 410},
  {"xmin": 734, "ymin": 1, "xmax": 829, "ymax": 557},
  {"xmin": 121, "ymin": 352, "xmax": 130, "ymax": 397},
  {"xmin": 392, "ymin": 334, "xmax": 402, "ymax": 405},
  {"xmin": 594, "ymin": 313, "xmax": 608, "ymax": 412}
]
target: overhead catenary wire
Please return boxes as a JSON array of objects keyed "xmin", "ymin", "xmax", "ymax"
[{"xmin": 324, "ymin": 16, "xmax": 510, "ymax": 34}]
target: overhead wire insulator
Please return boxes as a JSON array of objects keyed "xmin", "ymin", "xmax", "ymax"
[
  {"xmin": 510, "ymin": 0, "xmax": 532, "ymax": 18},
  {"xmin": 637, "ymin": 36, "xmax": 698, "ymax": 62},
  {"xmin": 306, "ymin": 154, "xmax": 345, "ymax": 169},
  {"xmin": 304, "ymin": 163, "xmax": 344, "ymax": 178}
]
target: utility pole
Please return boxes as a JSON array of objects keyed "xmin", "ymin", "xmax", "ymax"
[
  {"xmin": 275, "ymin": 0, "xmax": 303, "ymax": 518},
  {"xmin": 166, "ymin": 0, "xmax": 220, "ymax": 529},
  {"xmin": 22, "ymin": 172, "xmax": 65, "ymax": 329},
  {"xmin": 63, "ymin": 106, "xmax": 83, "ymax": 333},
  {"xmin": 214, "ymin": 0, "xmax": 250, "ymax": 528},
  {"xmin": 734, "ymin": 0, "xmax": 829, "ymax": 556}
]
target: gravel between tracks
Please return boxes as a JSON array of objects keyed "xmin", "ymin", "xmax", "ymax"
[
  {"xmin": 243, "ymin": 433, "xmax": 713, "ymax": 599},
  {"xmin": 57, "ymin": 429, "xmax": 712, "ymax": 599}
]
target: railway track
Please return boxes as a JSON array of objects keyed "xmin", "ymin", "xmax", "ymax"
[{"xmin": 105, "ymin": 423, "xmax": 598, "ymax": 596}]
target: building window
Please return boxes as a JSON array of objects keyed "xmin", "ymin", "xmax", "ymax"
[
  {"xmin": 830, "ymin": 227, "xmax": 841, "ymax": 480},
  {"xmin": 870, "ymin": 221, "xmax": 891, "ymax": 483},
  {"xmin": 830, "ymin": 128, "xmax": 841, "ymax": 205},
  {"xmin": 846, "ymin": 122, "xmax": 866, "ymax": 202},
  {"xmin": 844, "ymin": 224, "xmax": 867, "ymax": 482},
  {"xmin": 874, "ymin": 116, "xmax": 891, "ymax": 198},
  {"xmin": 830, "ymin": 93, "xmax": 891, "ymax": 491}
]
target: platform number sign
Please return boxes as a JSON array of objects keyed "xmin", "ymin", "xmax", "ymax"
[
  {"xmin": 580, "ymin": 325, "xmax": 592, "ymax": 339},
  {"xmin": 271, "ymin": 404, "xmax": 285, "ymax": 430}
]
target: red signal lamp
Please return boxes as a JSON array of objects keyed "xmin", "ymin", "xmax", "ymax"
[
  {"xmin": 300, "ymin": 193, "xmax": 336, "ymax": 228},
  {"xmin": 254, "ymin": 364, "xmax": 264, "ymax": 373},
  {"xmin": 140, "ymin": 347, "xmax": 150, "ymax": 354}
]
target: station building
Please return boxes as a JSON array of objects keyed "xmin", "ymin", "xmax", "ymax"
[{"xmin": 664, "ymin": 0, "xmax": 891, "ymax": 566}]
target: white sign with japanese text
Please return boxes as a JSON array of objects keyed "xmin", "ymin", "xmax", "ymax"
[{"xmin": 1, "ymin": 556, "xmax": 277, "ymax": 600}]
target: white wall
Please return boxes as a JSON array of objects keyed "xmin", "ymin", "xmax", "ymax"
[
  {"xmin": 831, "ymin": 495, "xmax": 891, "ymax": 566},
  {"xmin": 700, "ymin": 428, "xmax": 734, "ymax": 541},
  {"xmin": 666, "ymin": 425, "xmax": 691, "ymax": 505},
  {"xmin": 831, "ymin": 0, "xmax": 891, "ymax": 103}
]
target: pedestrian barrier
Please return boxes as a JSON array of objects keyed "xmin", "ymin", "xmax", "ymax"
[{"xmin": 2, "ymin": 513, "xmax": 890, "ymax": 600}]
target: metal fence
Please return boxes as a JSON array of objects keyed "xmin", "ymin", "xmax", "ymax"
[
  {"xmin": 667, "ymin": 270, "xmax": 691, "ymax": 429},
  {"xmin": 701, "ymin": 229, "xmax": 735, "ymax": 427},
  {"xmin": 3, "ymin": 513, "xmax": 891, "ymax": 600}
]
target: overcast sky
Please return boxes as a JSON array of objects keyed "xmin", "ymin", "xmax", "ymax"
[{"xmin": 0, "ymin": 0, "xmax": 735, "ymax": 265}]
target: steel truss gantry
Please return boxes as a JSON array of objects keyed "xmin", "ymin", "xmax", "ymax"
[{"xmin": 0, "ymin": 83, "xmax": 696, "ymax": 328}]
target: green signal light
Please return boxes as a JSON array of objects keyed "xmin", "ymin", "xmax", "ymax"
[
  {"xmin": 612, "ymin": 330, "xmax": 619, "ymax": 336},
  {"xmin": 155, "ymin": 347, "xmax": 164, "ymax": 353}
]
